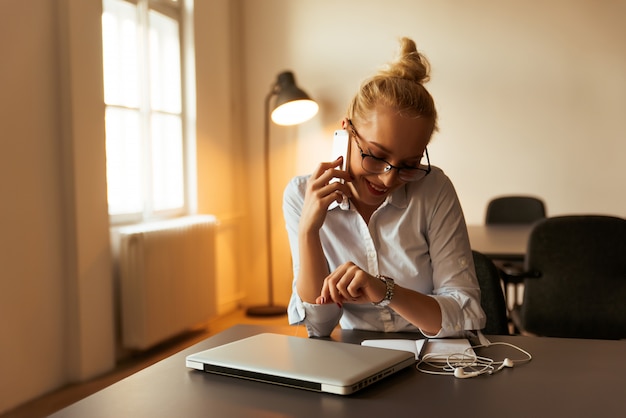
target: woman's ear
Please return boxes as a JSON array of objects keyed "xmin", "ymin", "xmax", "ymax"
[{"xmin": 341, "ymin": 118, "xmax": 349, "ymax": 129}]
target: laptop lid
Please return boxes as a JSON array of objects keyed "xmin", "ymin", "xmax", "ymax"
[{"xmin": 186, "ymin": 333, "xmax": 415, "ymax": 395}]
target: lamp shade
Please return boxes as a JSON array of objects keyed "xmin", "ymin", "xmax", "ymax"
[{"xmin": 270, "ymin": 71, "xmax": 318, "ymax": 126}]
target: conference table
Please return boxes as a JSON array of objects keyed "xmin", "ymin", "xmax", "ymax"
[
  {"xmin": 467, "ymin": 224, "xmax": 533, "ymax": 260},
  {"xmin": 51, "ymin": 324, "xmax": 626, "ymax": 417}
]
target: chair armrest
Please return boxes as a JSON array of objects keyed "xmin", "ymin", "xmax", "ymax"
[{"xmin": 492, "ymin": 260, "xmax": 541, "ymax": 283}]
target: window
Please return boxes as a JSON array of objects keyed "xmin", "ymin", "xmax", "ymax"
[{"xmin": 102, "ymin": 0, "xmax": 188, "ymax": 223}]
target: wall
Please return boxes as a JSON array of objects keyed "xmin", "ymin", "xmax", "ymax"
[
  {"xmin": 194, "ymin": 0, "xmax": 250, "ymax": 314},
  {"xmin": 239, "ymin": 0, "xmax": 626, "ymax": 307},
  {"xmin": 0, "ymin": 0, "xmax": 115, "ymax": 413},
  {"xmin": 0, "ymin": 1, "xmax": 67, "ymax": 410},
  {"xmin": 0, "ymin": 0, "xmax": 243, "ymax": 413}
]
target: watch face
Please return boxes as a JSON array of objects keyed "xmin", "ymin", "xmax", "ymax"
[{"xmin": 377, "ymin": 298, "xmax": 391, "ymax": 307}]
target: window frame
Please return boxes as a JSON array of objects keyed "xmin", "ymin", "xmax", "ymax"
[{"xmin": 102, "ymin": 0, "xmax": 194, "ymax": 225}]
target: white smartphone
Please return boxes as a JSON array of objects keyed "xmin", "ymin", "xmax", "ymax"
[
  {"xmin": 332, "ymin": 129, "xmax": 350, "ymax": 172},
  {"xmin": 331, "ymin": 129, "xmax": 350, "ymax": 209}
]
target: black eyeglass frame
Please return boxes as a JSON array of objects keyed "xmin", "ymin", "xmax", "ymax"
[{"xmin": 347, "ymin": 119, "xmax": 431, "ymax": 182}]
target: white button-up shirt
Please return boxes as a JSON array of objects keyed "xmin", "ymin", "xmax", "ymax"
[{"xmin": 283, "ymin": 166, "xmax": 486, "ymax": 338}]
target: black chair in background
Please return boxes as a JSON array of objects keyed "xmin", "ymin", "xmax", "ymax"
[
  {"xmin": 512, "ymin": 215, "xmax": 626, "ymax": 340},
  {"xmin": 486, "ymin": 196, "xmax": 546, "ymax": 225},
  {"xmin": 485, "ymin": 195, "xmax": 547, "ymax": 312},
  {"xmin": 472, "ymin": 250, "xmax": 509, "ymax": 335}
]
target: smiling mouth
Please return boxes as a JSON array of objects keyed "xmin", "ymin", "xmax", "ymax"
[{"xmin": 365, "ymin": 179, "xmax": 388, "ymax": 196}]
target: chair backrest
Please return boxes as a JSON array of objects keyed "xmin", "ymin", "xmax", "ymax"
[
  {"xmin": 485, "ymin": 196, "xmax": 546, "ymax": 225},
  {"xmin": 472, "ymin": 251, "xmax": 509, "ymax": 335},
  {"xmin": 520, "ymin": 215, "xmax": 626, "ymax": 339}
]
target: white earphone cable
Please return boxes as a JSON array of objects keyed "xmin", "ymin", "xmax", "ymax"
[{"xmin": 416, "ymin": 340, "xmax": 532, "ymax": 378}]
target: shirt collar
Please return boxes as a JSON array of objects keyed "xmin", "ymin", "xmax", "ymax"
[
  {"xmin": 387, "ymin": 184, "xmax": 409, "ymax": 209},
  {"xmin": 328, "ymin": 196, "xmax": 350, "ymax": 211}
]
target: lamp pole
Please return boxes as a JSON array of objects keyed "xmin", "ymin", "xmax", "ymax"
[
  {"xmin": 245, "ymin": 83, "xmax": 287, "ymax": 316},
  {"xmin": 246, "ymin": 72, "xmax": 317, "ymax": 317}
]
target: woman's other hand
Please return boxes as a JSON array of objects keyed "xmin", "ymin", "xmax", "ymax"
[{"xmin": 316, "ymin": 262, "xmax": 386, "ymax": 305}]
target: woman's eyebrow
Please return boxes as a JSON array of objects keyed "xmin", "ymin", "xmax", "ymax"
[{"xmin": 367, "ymin": 140, "xmax": 423, "ymax": 161}]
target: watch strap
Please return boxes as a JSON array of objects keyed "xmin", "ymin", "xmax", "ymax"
[{"xmin": 373, "ymin": 275, "xmax": 394, "ymax": 307}]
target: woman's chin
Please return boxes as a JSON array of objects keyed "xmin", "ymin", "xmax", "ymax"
[{"xmin": 355, "ymin": 189, "xmax": 387, "ymax": 208}]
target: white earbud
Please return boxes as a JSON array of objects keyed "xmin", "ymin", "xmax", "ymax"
[
  {"xmin": 491, "ymin": 358, "xmax": 515, "ymax": 374},
  {"xmin": 454, "ymin": 368, "xmax": 482, "ymax": 379}
]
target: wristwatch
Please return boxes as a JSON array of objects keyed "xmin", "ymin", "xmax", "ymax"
[{"xmin": 373, "ymin": 275, "xmax": 395, "ymax": 307}]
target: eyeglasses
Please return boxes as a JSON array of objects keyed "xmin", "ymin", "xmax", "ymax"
[{"xmin": 347, "ymin": 120, "xmax": 431, "ymax": 182}]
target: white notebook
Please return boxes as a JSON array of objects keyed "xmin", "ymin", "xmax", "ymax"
[{"xmin": 361, "ymin": 338, "xmax": 475, "ymax": 362}]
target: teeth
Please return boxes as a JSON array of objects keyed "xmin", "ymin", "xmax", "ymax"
[{"xmin": 368, "ymin": 181, "xmax": 387, "ymax": 193}]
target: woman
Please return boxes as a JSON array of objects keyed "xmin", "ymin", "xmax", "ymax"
[{"xmin": 283, "ymin": 37, "xmax": 485, "ymax": 338}]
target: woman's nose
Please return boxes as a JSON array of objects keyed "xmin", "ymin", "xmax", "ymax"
[{"xmin": 379, "ymin": 168, "xmax": 400, "ymax": 186}]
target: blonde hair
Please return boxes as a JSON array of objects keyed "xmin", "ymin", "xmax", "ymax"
[{"xmin": 347, "ymin": 37, "xmax": 438, "ymax": 132}]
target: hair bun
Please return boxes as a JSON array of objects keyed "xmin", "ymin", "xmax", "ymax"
[
  {"xmin": 381, "ymin": 37, "xmax": 431, "ymax": 84},
  {"xmin": 347, "ymin": 36, "xmax": 438, "ymax": 131}
]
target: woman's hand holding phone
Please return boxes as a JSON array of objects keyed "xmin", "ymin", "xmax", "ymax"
[{"xmin": 300, "ymin": 156, "xmax": 352, "ymax": 234}]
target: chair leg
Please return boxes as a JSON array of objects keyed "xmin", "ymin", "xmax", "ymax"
[
  {"xmin": 508, "ymin": 283, "xmax": 516, "ymax": 312},
  {"xmin": 507, "ymin": 283, "xmax": 525, "ymax": 334},
  {"xmin": 513, "ymin": 282, "xmax": 525, "ymax": 309}
]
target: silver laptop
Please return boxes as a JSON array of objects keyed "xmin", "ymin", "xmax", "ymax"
[{"xmin": 186, "ymin": 333, "xmax": 415, "ymax": 395}]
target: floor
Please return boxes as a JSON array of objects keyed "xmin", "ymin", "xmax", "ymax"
[{"xmin": 1, "ymin": 309, "xmax": 290, "ymax": 418}]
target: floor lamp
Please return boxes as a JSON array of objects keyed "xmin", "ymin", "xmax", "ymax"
[{"xmin": 246, "ymin": 71, "xmax": 319, "ymax": 317}]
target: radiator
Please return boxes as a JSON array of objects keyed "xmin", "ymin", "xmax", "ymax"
[{"xmin": 118, "ymin": 215, "xmax": 217, "ymax": 350}]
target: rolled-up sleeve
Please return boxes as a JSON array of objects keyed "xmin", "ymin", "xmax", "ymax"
[
  {"xmin": 427, "ymin": 289, "xmax": 485, "ymax": 338},
  {"xmin": 288, "ymin": 297, "xmax": 342, "ymax": 337}
]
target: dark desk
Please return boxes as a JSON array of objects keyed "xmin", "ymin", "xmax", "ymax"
[
  {"xmin": 467, "ymin": 224, "xmax": 533, "ymax": 260},
  {"xmin": 51, "ymin": 324, "xmax": 626, "ymax": 418}
]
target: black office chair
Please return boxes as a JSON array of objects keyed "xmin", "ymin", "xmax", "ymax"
[
  {"xmin": 485, "ymin": 196, "xmax": 546, "ymax": 225},
  {"xmin": 472, "ymin": 251, "xmax": 509, "ymax": 335},
  {"xmin": 512, "ymin": 215, "xmax": 626, "ymax": 339},
  {"xmin": 485, "ymin": 195, "xmax": 547, "ymax": 313}
]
